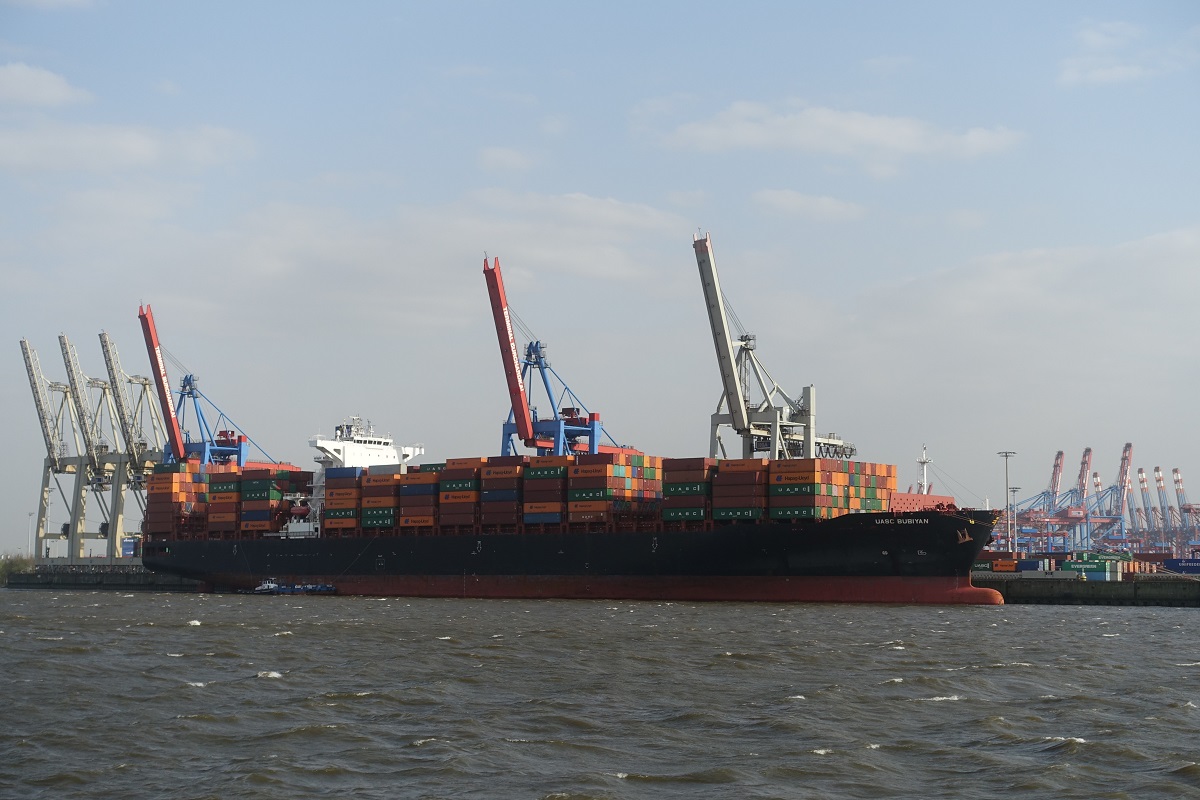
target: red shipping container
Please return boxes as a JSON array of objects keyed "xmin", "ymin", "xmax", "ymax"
[
  {"xmin": 711, "ymin": 484, "xmax": 767, "ymax": 498},
  {"xmin": 480, "ymin": 477, "xmax": 520, "ymax": 490}
]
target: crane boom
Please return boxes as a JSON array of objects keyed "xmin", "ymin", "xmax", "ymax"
[
  {"xmin": 99, "ymin": 331, "xmax": 143, "ymax": 462},
  {"xmin": 59, "ymin": 334, "xmax": 101, "ymax": 472},
  {"xmin": 482, "ymin": 258, "xmax": 535, "ymax": 444},
  {"xmin": 692, "ymin": 232, "xmax": 750, "ymax": 433},
  {"xmin": 1047, "ymin": 450, "xmax": 1064, "ymax": 507},
  {"xmin": 21, "ymin": 339, "xmax": 65, "ymax": 471},
  {"xmin": 1075, "ymin": 447, "xmax": 1093, "ymax": 498},
  {"xmin": 138, "ymin": 304, "xmax": 187, "ymax": 462}
]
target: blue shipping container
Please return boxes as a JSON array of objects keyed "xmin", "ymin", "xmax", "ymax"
[
  {"xmin": 325, "ymin": 466, "xmax": 364, "ymax": 480},
  {"xmin": 523, "ymin": 512, "xmax": 562, "ymax": 524},
  {"xmin": 1165, "ymin": 560, "xmax": 1200, "ymax": 574}
]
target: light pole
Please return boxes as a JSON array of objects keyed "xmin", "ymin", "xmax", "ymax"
[
  {"xmin": 27, "ymin": 512, "xmax": 34, "ymax": 560},
  {"xmin": 997, "ymin": 451, "xmax": 1016, "ymax": 551}
]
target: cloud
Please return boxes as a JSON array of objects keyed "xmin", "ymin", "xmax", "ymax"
[
  {"xmin": 663, "ymin": 101, "xmax": 1022, "ymax": 171},
  {"xmin": 477, "ymin": 146, "xmax": 533, "ymax": 171},
  {"xmin": 753, "ymin": 189, "xmax": 865, "ymax": 222},
  {"xmin": 0, "ymin": 62, "xmax": 91, "ymax": 106},
  {"xmin": 1059, "ymin": 21, "xmax": 1200, "ymax": 86},
  {"xmin": 0, "ymin": 121, "xmax": 253, "ymax": 171}
]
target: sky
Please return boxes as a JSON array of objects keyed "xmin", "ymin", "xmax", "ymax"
[{"xmin": 1, "ymin": 1, "xmax": 1197, "ymax": 556}]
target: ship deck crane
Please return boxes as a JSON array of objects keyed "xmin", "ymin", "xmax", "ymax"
[
  {"xmin": 138, "ymin": 304, "xmax": 272, "ymax": 466},
  {"xmin": 482, "ymin": 257, "xmax": 629, "ymax": 456},
  {"xmin": 691, "ymin": 232, "xmax": 854, "ymax": 460}
]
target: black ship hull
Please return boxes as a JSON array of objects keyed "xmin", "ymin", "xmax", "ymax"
[{"xmin": 142, "ymin": 509, "xmax": 1002, "ymax": 604}]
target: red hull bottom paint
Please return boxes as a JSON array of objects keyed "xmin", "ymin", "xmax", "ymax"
[{"xmin": 215, "ymin": 573, "xmax": 1003, "ymax": 605}]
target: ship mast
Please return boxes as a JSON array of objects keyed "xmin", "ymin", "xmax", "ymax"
[{"xmin": 917, "ymin": 445, "xmax": 932, "ymax": 495}]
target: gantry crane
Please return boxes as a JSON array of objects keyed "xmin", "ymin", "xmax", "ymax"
[
  {"xmin": 21, "ymin": 333, "xmax": 160, "ymax": 563},
  {"xmin": 21, "ymin": 338, "xmax": 81, "ymax": 561},
  {"xmin": 482, "ymin": 257, "xmax": 628, "ymax": 456},
  {"xmin": 691, "ymin": 232, "xmax": 854, "ymax": 460}
]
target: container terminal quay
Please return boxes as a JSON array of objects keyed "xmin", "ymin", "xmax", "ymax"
[{"xmin": 9, "ymin": 236, "xmax": 1200, "ymax": 605}]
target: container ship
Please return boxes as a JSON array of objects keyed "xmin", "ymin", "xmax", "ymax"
[
  {"xmin": 136, "ymin": 236, "xmax": 1001, "ymax": 604},
  {"xmin": 139, "ymin": 428, "xmax": 1002, "ymax": 604}
]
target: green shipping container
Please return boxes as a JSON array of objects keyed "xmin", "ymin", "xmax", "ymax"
[
  {"xmin": 569, "ymin": 488, "xmax": 616, "ymax": 501},
  {"xmin": 440, "ymin": 479, "xmax": 480, "ymax": 492},
  {"xmin": 769, "ymin": 507, "xmax": 820, "ymax": 519},
  {"xmin": 661, "ymin": 507, "xmax": 706, "ymax": 521},
  {"xmin": 712, "ymin": 507, "xmax": 763, "ymax": 521},
  {"xmin": 526, "ymin": 467, "xmax": 566, "ymax": 479},
  {"xmin": 664, "ymin": 482, "xmax": 710, "ymax": 496},
  {"xmin": 209, "ymin": 481, "xmax": 240, "ymax": 493},
  {"xmin": 241, "ymin": 489, "xmax": 283, "ymax": 502},
  {"xmin": 324, "ymin": 508, "xmax": 358, "ymax": 519}
]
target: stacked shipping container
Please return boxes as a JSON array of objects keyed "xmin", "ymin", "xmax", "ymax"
[
  {"xmin": 145, "ymin": 454, "xmax": 902, "ymax": 541},
  {"xmin": 661, "ymin": 457, "xmax": 897, "ymax": 525}
]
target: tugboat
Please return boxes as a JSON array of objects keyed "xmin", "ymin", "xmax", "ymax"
[{"xmin": 249, "ymin": 578, "xmax": 337, "ymax": 595}]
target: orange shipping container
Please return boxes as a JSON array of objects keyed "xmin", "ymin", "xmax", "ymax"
[
  {"xmin": 324, "ymin": 497, "xmax": 359, "ymax": 510},
  {"xmin": 207, "ymin": 491, "xmax": 240, "ymax": 503},
  {"xmin": 208, "ymin": 512, "xmax": 238, "ymax": 523},
  {"xmin": 240, "ymin": 520, "xmax": 272, "ymax": 531},
  {"xmin": 481, "ymin": 465, "xmax": 524, "ymax": 478},
  {"xmin": 569, "ymin": 465, "xmax": 614, "ymax": 478},
  {"xmin": 440, "ymin": 491, "xmax": 480, "ymax": 504},
  {"xmin": 567, "ymin": 501, "xmax": 610, "ymax": 513},
  {"xmin": 769, "ymin": 472, "xmax": 818, "ymax": 485},
  {"xmin": 397, "ymin": 515, "xmax": 437, "ymax": 527},
  {"xmin": 363, "ymin": 474, "xmax": 402, "ymax": 486},
  {"xmin": 324, "ymin": 517, "xmax": 358, "ymax": 529},
  {"xmin": 397, "ymin": 471, "xmax": 440, "ymax": 485},
  {"xmin": 524, "ymin": 502, "xmax": 564, "ymax": 514},
  {"xmin": 445, "ymin": 457, "xmax": 489, "ymax": 469},
  {"xmin": 530, "ymin": 455, "xmax": 575, "ymax": 467},
  {"xmin": 326, "ymin": 488, "xmax": 361, "ymax": 500}
]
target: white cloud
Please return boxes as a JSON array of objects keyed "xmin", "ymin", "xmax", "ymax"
[
  {"xmin": 1059, "ymin": 21, "xmax": 1200, "ymax": 86},
  {"xmin": 753, "ymin": 189, "xmax": 865, "ymax": 222},
  {"xmin": 477, "ymin": 146, "xmax": 533, "ymax": 172},
  {"xmin": 0, "ymin": 62, "xmax": 91, "ymax": 106},
  {"xmin": 539, "ymin": 115, "xmax": 568, "ymax": 136},
  {"xmin": 0, "ymin": 122, "xmax": 253, "ymax": 171},
  {"xmin": 664, "ymin": 101, "xmax": 1022, "ymax": 170}
]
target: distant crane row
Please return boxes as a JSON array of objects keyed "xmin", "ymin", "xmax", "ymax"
[{"xmin": 1001, "ymin": 444, "xmax": 1199, "ymax": 555}]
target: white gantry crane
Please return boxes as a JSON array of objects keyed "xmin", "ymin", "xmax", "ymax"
[
  {"xmin": 692, "ymin": 232, "xmax": 856, "ymax": 460},
  {"xmin": 20, "ymin": 334, "xmax": 165, "ymax": 564}
]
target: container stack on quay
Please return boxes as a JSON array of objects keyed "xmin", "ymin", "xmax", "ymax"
[
  {"xmin": 973, "ymin": 550, "xmax": 1185, "ymax": 581},
  {"xmin": 661, "ymin": 457, "xmax": 897, "ymax": 525}
]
